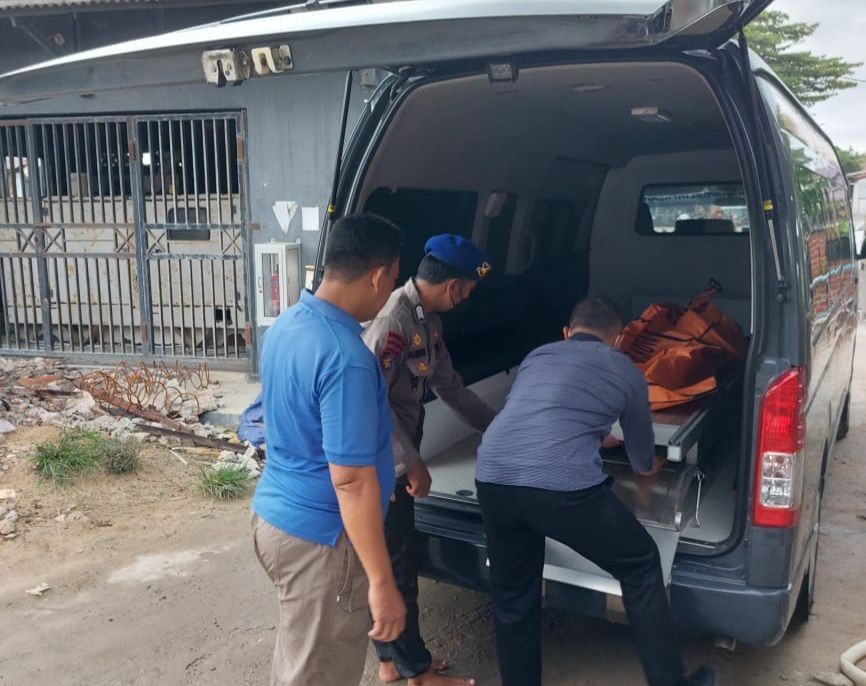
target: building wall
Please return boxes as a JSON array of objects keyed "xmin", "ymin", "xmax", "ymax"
[
  {"xmin": 0, "ymin": 4, "xmax": 288, "ymax": 74},
  {"xmin": 1, "ymin": 4, "xmax": 377, "ymax": 266},
  {"xmin": 0, "ymin": 62, "xmax": 376, "ymax": 360},
  {"xmin": 1, "ymin": 3, "xmax": 393, "ymax": 366}
]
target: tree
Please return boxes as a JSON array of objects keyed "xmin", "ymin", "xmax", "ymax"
[
  {"xmin": 836, "ymin": 147, "xmax": 866, "ymax": 176},
  {"xmin": 745, "ymin": 10, "xmax": 861, "ymax": 106}
]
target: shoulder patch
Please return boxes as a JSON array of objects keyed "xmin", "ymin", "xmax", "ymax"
[{"xmin": 382, "ymin": 331, "xmax": 407, "ymax": 358}]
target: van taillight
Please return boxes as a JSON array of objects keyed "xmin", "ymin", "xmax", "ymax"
[{"xmin": 753, "ymin": 368, "xmax": 807, "ymax": 528}]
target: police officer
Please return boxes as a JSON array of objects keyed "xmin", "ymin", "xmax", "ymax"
[{"xmin": 363, "ymin": 234, "xmax": 496, "ymax": 686}]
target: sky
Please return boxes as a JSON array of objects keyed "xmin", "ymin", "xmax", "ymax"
[{"xmin": 774, "ymin": 0, "xmax": 866, "ymax": 152}]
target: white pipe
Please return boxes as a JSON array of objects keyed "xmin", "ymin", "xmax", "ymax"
[{"xmin": 840, "ymin": 640, "xmax": 866, "ymax": 686}]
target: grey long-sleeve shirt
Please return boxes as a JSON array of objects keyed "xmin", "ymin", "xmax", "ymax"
[{"xmin": 476, "ymin": 333, "xmax": 654, "ymax": 491}]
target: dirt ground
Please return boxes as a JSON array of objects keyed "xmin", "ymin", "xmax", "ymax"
[{"xmin": 2, "ymin": 331, "xmax": 865, "ymax": 685}]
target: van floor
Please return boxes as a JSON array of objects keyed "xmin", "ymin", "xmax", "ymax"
[{"xmin": 425, "ymin": 436, "xmax": 731, "ymax": 543}]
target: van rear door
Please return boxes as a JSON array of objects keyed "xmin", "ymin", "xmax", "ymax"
[{"xmin": 0, "ymin": 0, "xmax": 773, "ymax": 103}]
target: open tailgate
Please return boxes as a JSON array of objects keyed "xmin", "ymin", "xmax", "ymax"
[{"xmin": 0, "ymin": 0, "xmax": 773, "ymax": 104}]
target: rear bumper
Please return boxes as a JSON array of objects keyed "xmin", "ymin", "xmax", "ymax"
[
  {"xmin": 668, "ymin": 572, "xmax": 792, "ymax": 646},
  {"xmin": 416, "ymin": 514, "xmax": 794, "ymax": 647}
]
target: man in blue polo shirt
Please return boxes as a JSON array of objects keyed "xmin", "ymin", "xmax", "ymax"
[{"xmin": 251, "ymin": 214, "xmax": 406, "ymax": 686}]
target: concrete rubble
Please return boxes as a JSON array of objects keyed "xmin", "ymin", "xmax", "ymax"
[
  {"xmin": 0, "ymin": 488, "xmax": 17, "ymax": 537},
  {"xmin": 0, "ymin": 356, "xmax": 238, "ymax": 473},
  {"xmin": 215, "ymin": 445, "xmax": 262, "ymax": 479}
]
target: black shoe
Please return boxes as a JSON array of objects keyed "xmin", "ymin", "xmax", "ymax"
[{"xmin": 682, "ymin": 667, "xmax": 716, "ymax": 686}]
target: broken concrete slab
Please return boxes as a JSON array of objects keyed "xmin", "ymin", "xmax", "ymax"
[
  {"xmin": 64, "ymin": 391, "xmax": 98, "ymax": 417},
  {"xmin": 1, "ymin": 510, "xmax": 18, "ymax": 535}
]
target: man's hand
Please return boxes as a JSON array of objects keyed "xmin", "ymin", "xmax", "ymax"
[
  {"xmin": 330, "ymin": 464, "xmax": 404, "ymax": 642},
  {"xmin": 601, "ymin": 434, "xmax": 623, "ymax": 450},
  {"xmin": 640, "ymin": 455, "xmax": 667, "ymax": 477},
  {"xmin": 406, "ymin": 460, "xmax": 432, "ymax": 499},
  {"xmin": 368, "ymin": 579, "xmax": 406, "ymax": 642}
]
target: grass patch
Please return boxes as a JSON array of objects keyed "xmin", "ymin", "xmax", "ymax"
[
  {"xmin": 198, "ymin": 465, "xmax": 250, "ymax": 500},
  {"xmin": 32, "ymin": 429, "xmax": 140, "ymax": 486},
  {"xmin": 33, "ymin": 430, "xmax": 103, "ymax": 486},
  {"xmin": 100, "ymin": 437, "xmax": 140, "ymax": 475}
]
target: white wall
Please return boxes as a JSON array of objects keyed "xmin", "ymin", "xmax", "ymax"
[{"xmin": 589, "ymin": 150, "xmax": 752, "ymax": 326}]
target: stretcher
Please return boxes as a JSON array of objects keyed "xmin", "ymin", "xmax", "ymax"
[
  {"xmin": 421, "ymin": 369, "xmax": 741, "ymax": 596},
  {"xmin": 609, "ymin": 371, "xmax": 741, "ymax": 464}
]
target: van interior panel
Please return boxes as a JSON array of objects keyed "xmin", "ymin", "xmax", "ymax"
[{"xmin": 357, "ymin": 61, "xmax": 753, "ymax": 560}]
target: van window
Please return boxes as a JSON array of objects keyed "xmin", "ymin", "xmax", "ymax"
[
  {"xmin": 758, "ymin": 77, "xmax": 855, "ymax": 331},
  {"xmin": 638, "ymin": 184, "xmax": 749, "ymax": 235}
]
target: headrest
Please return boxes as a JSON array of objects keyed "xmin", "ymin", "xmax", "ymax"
[
  {"xmin": 674, "ymin": 218, "xmax": 736, "ymax": 235},
  {"xmin": 635, "ymin": 202, "xmax": 655, "ymax": 234}
]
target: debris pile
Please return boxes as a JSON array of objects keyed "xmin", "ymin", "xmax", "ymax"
[{"xmin": 0, "ymin": 357, "xmax": 227, "ymax": 446}]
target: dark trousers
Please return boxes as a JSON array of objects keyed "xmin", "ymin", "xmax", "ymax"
[
  {"xmin": 476, "ymin": 479, "xmax": 685, "ymax": 686},
  {"xmin": 373, "ymin": 478, "xmax": 432, "ymax": 678}
]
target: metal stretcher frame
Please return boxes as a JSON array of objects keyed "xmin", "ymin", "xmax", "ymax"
[{"xmin": 611, "ymin": 371, "xmax": 741, "ymax": 463}]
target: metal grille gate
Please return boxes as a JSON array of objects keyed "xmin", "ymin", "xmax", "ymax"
[{"xmin": 0, "ymin": 113, "xmax": 251, "ymax": 366}]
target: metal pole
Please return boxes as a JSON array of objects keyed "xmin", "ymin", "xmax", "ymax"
[
  {"xmin": 128, "ymin": 118, "xmax": 154, "ymax": 356},
  {"xmin": 26, "ymin": 123, "xmax": 54, "ymax": 352}
]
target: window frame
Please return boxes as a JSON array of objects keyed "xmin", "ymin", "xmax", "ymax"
[
  {"xmin": 636, "ymin": 181, "xmax": 751, "ymax": 237},
  {"xmin": 755, "ymin": 72, "xmax": 855, "ymax": 339}
]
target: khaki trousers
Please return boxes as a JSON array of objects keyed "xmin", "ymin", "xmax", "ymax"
[{"xmin": 252, "ymin": 514, "xmax": 370, "ymax": 686}]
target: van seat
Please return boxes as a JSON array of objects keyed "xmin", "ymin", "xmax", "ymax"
[{"xmin": 630, "ymin": 293, "xmax": 751, "ymax": 332}]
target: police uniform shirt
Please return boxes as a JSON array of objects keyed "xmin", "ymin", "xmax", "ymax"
[{"xmin": 362, "ymin": 278, "xmax": 497, "ymax": 477}]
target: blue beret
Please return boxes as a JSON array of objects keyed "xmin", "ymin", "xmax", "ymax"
[{"xmin": 424, "ymin": 234, "xmax": 492, "ymax": 280}]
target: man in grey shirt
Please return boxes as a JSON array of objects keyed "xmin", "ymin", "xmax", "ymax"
[{"xmin": 476, "ymin": 298, "xmax": 714, "ymax": 686}]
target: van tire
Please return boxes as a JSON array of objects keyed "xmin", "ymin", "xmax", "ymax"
[
  {"xmin": 793, "ymin": 564, "xmax": 815, "ymax": 624},
  {"xmin": 836, "ymin": 392, "xmax": 851, "ymax": 441}
]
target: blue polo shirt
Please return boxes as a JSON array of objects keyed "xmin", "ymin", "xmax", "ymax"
[{"xmin": 252, "ymin": 290, "xmax": 395, "ymax": 547}]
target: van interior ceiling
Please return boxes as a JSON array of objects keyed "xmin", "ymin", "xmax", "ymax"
[{"xmin": 358, "ymin": 61, "xmax": 753, "ymax": 547}]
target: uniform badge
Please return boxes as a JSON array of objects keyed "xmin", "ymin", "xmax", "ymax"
[
  {"xmin": 414, "ymin": 304, "xmax": 426, "ymax": 323},
  {"xmin": 383, "ymin": 331, "xmax": 406, "ymax": 358},
  {"xmin": 412, "ymin": 332, "xmax": 423, "ymax": 349},
  {"xmin": 417, "ymin": 361, "xmax": 428, "ymax": 374},
  {"xmin": 381, "ymin": 354, "xmax": 393, "ymax": 370}
]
